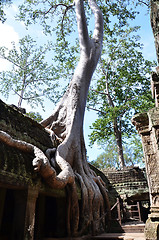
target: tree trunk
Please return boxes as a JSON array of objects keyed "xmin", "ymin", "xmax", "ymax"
[
  {"xmin": 18, "ymin": 87, "xmax": 25, "ymax": 108},
  {"xmin": 114, "ymin": 119, "xmax": 125, "ymax": 169},
  {"xmin": 150, "ymin": 0, "xmax": 159, "ymax": 63},
  {"xmin": 39, "ymin": 0, "xmax": 111, "ymax": 236},
  {"xmin": 103, "ymin": 61, "xmax": 126, "ymax": 169},
  {"xmin": 0, "ymin": 0, "xmax": 111, "ymax": 236}
]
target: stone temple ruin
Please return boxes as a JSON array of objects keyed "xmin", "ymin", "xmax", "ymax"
[
  {"xmin": 103, "ymin": 167, "xmax": 149, "ymax": 224},
  {"xmin": 0, "ymin": 100, "xmax": 69, "ymax": 239},
  {"xmin": 1, "ymin": 70, "xmax": 159, "ymax": 240},
  {"xmin": 132, "ymin": 71, "xmax": 159, "ymax": 240},
  {"xmin": 0, "ymin": 94, "xmax": 154, "ymax": 240}
]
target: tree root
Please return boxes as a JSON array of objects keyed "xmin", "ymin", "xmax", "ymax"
[
  {"xmin": 0, "ymin": 129, "xmax": 111, "ymax": 236},
  {"xmin": 0, "ymin": 130, "xmax": 75, "ymax": 189},
  {"xmin": 74, "ymin": 171, "xmax": 110, "ymax": 236}
]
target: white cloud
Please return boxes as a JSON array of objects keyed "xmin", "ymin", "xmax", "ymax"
[
  {"xmin": 11, "ymin": 4, "xmax": 18, "ymax": 13},
  {"xmin": 0, "ymin": 22, "xmax": 19, "ymax": 48},
  {"xmin": 0, "ymin": 22, "xmax": 19, "ymax": 71}
]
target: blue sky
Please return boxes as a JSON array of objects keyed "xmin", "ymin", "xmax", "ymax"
[{"xmin": 0, "ymin": 1, "xmax": 157, "ymax": 162}]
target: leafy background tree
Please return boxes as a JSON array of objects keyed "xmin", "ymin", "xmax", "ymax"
[
  {"xmin": 25, "ymin": 111, "xmax": 43, "ymax": 122},
  {"xmin": 90, "ymin": 135, "xmax": 144, "ymax": 169},
  {"xmin": 0, "ymin": 35, "xmax": 60, "ymax": 110},
  {"xmin": 87, "ymin": 24, "xmax": 156, "ymax": 169}
]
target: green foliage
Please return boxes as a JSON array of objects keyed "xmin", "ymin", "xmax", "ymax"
[
  {"xmin": 88, "ymin": 25, "xmax": 156, "ymax": 147},
  {"xmin": 26, "ymin": 111, "xmax": 43, "ymax": 122},
  {"xmin": 10, "ymin": 0, "xmax": 153, "ymax": 167},
  {"xmin": 0, "ymin": 35, "xmax": 60, "ymax": 109},
  {"xmin": 16, "ymin": 0, "xmax": 141, "ymax": 86},
  {"xmin": 90, "ymin": 135, "xmax": 144, "ymax": 169},
  {"xmin": 0, "ymin": 0, "xmax": 12, "ymax": 22}
]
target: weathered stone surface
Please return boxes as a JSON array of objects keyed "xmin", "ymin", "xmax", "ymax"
[
  {"xmin": 144, "ymin": 217, "xmax": 159, "ymax": 240},
  {"xmin": 132, "ymin": 105, "xmax": 159, "ymax": 239},
  {"xmin": 103, "ymin": 167, "xmax": 149, "ymax": 201},
  {"xmin": 0, "ymin": 98, "xmax": 113, "ymax": 239},
  {"xmin": 132, "ymin": 113, "xmax": 149, "ymax": 134},
  {"xmin": 0, "ymin": 99, "xmax": 53, "ymax": 152},
  {"xmin": 0, "ymin": 99, "xmax": 65, "ymax": 197}
]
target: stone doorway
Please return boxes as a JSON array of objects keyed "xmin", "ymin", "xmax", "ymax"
[
  {"xmin": 34, "ymin": 194, "xmax": 67, "ymax": 239},
  {"xmin": 0, "ymin": 188, "xmax": 27, "ymax": 240}
]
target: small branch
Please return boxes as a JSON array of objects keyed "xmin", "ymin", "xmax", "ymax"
[
  {"xmin": 33, "ymin": 4, "xmax": 68, "ymax": 17},
  {"xmin": 138, "ymin": 0, "xmax": 149, "ymax": 7},
  {"xmin": 90, "ymin": 88, "xmax": 108, "ymax": 96},
  {"xmin": 12, "ymin": 88, "xmax": 44, "ymax": 100},
  {"xmin": 0, "ymin": 54, "xmax": 24, "ymax": 70},
  {"xmin": 100, "ymin": 59, "xmax": 114, "ymax": 108},
  {"xmin": 87, "ymin": 106, "xmax": 106, "ymax": 115},
  {"xmin": 61, "ymin": 3, "xmax": 75, "ymax": 38}
]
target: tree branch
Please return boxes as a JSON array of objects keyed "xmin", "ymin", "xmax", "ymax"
[
  {"xmin": 0, "ymin": 54, "xmax": 24, "ymax": 70},
  {"xmin": 87, "ymin": 106, "xmax": 106, "ymax": 115},
  {"xmin": 138, "ymin": 0, "xmax": 149, "ymax": 7},
  {"xmin": 33, "ymin": 3, "xmax": 73, "ymax": 17},
  {"xmin": 61, "ymin": 3, "xmax": 75, "ymax": 38},
  {"xmin": 100, "ymin": 59, "xmax": 115, "ymax": 108},
  {"xmin": 75, "ymin": 0, "xmax": 90, "ymax": 53},
  {"xmin": 88, "ymin": 0, "xmax": 103, "ymax": 44},
  {"xmin": 90, "ymin": 88, "xmax": 108, "ymax": 96}
]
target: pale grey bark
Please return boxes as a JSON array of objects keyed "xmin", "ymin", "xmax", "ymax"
[
  {"xmin": 41, "ymin": 0, "xmax": 103, "ymax": 166},
  {"xmin": 114, "ymin": 121, "xmax": 126, "ymax": 169},
  {"xmin": 0, "ymin": 0, "xmax": 110, "ymax": 236},
  {"xmin": 40, "ymin": 0, "xmax": 110, "ymax": 236},
  {"xmin": 0, "ymin": 130, "xmax": 74, "ymax": 188}
]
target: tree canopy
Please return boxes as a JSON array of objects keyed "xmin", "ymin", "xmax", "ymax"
[
  {"xmin": 87, "ymin": 19, "xmax": 155, "ymax": 168},
  {"xmin": 90, "ymin": 135, "xmax": 144, "ymax": 169},
  {"xmin": 0, "ymin": 0, "xmax": 155, "ymax": 169},
  {"xmin": 16, "ymin": 0, "xmax": 141, "ymax": 86},
  {"xmin": 0, "ymin": 0, "xmax": 12, "ymax": 22},
  {"xmin": 0, "ymin": 35, "xmax": 59, "ymax": 109}
]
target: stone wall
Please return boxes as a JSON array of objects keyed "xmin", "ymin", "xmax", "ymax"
[
  {"xmin": 0, "ymin": 100, "xmax": 67, "ymax": 239},
  {"xmin": 103, "ymin": 167, "xmax": 149, "ymax": 201},
  {"xmin": 132, "ymin": 72, "xmax": 159, "ymax": 240}
]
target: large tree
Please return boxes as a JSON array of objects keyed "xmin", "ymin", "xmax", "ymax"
[
  {"xmin": 40, "ymin": 0, "xmax": 111, "ymax": 235},
  {"xmin": 90, "ymin": 135, "xmax": 144, "ymax": 169},
  {"xmin": 0, "ymin": 35, "xmax": 59, "ymax": 109},
  {"xmin": 0, "ymin": 0, "xmax": 154, "ymax": 236},
  {"xmin": 0, "ymin": 0, "xmax": 111, "ymax": 237},
  {"xmin": 88, "ymin": 25, "xmax": 155, "ymax": 169},
  {"xmin": 16, "ymin": 0, "xmax": 154, "ymax": 170}
]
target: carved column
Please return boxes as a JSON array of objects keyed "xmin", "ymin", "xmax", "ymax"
[
  {"xmin": 132, "ymin": 73, "xmax": 159, "ymax": 240},
  {"xmin": 132, "ymin": 110, "xmax": 159, "ymax": 240},
  {"xmin": 24, "ymin": 186, "xmax": 39, "ymax": 240}
]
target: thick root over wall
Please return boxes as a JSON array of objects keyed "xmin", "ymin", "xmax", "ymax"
[
  {"xmin": 0, "ymin": 130, "xmax": 111, "ymax": 237},
  {"xmin": 0, "ymin": 0, "xmax": 111, "ymax": 236}
]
